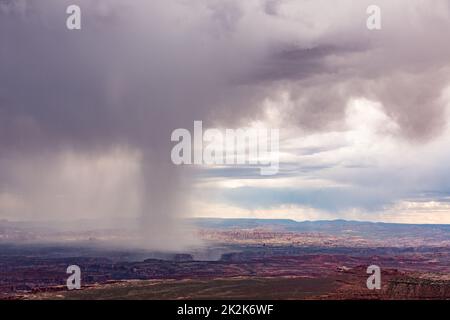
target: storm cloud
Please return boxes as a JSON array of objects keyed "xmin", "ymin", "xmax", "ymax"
[{"xmin": 1, "ymin": 0, "xmax": 450, "ymax": 247}]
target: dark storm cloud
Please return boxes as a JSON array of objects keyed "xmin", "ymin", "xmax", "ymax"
[
  {"xmin": 251, "ymin": 44, "xmax": 450, "ymax": 138},
  {"xmin": 0, "ymin": 0, "xmax": 276, "ymax": 248},
  {"xmin": 2, "ymin": 0, "xmax": 449, "ymax": 150},
  {"xmin": 1, "ymin": 0, "xmax": 450, "ymax": 233},
  {"xmin": 0, "ymin": 1, "xmax": 265, "ymax": 152},
  {"xmin": 241, "ymin": 0, "xmax": 450, "ymax": 139}
]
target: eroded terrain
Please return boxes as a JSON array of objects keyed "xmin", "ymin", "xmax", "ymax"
[{"xmin": 0, "ymin": 219, "xmax": 449, "ymax": 300}]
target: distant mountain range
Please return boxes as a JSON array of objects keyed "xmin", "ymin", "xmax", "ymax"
[
  {"xmin": 191, "ymin": 218, "xmax": 450, "ymax": 239},
  {"xmin": 1, "ymin": 217, "xmax": 449, "ymax": 243}
]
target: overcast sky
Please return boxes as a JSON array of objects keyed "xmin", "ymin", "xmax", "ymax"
[{"xmin": 1, "ymin": 0, "xmax": 450, "ymax": 228}]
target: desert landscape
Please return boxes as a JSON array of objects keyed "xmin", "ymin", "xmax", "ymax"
[{"xmin": 0, "ymin": 218, "xmax": 448, "ymax": 300}]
